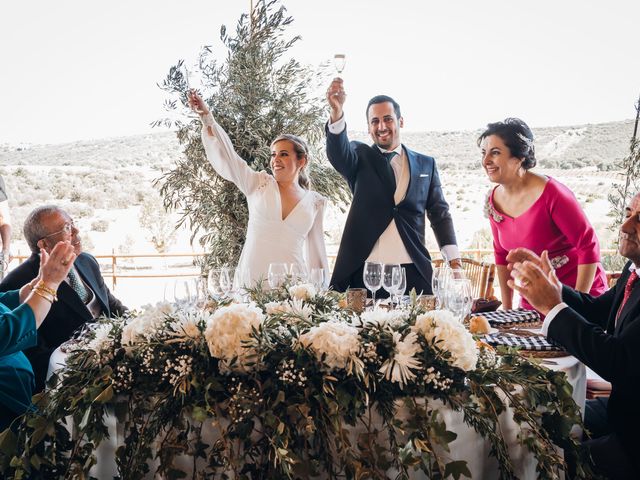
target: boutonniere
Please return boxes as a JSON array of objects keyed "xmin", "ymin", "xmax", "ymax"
[{"xmin": 484, "ymin": 190, "xmax": 504, "ymax": 223}]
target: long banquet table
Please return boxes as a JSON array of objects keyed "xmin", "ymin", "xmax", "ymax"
[{"xmin": 47, "ymin": 347, "xmax": 586, "ymax": 479}]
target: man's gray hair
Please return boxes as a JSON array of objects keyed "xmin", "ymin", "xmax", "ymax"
[{"xmin": 23, "ymin": 205, "xmax": 65, "ymax": 253}]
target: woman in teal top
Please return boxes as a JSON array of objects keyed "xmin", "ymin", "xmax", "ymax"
[{"xmin": 0, "ymin": 240, "xmax": 77, "ymax": 430}]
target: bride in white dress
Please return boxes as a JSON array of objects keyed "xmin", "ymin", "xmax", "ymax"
[{"xmin": 188, "ymin": 91, "xmax": 329, "ymax": 286}]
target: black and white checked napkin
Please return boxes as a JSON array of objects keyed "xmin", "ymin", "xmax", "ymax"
[
  {"xmin": 484, "ymin": 332, "xmax": 562, "ymax": 351},
  {"xmin": 469, "ymin": 309, "xmax": 540, "ymax": 326}
]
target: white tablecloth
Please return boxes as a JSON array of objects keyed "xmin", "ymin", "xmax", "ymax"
[{"xmin": 47, "ymin": 348, "xmax": 586, "ymax": 480}]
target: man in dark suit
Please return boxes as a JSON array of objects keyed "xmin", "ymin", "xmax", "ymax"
[
  {"xmin": 507, "ymin": 193, "xmax": 640, "ymax": 479},
  {"xmin": 0, "ymin": 205, "xmax": 127, "ymax": 392},
  {"xmin": 325, "ymin": 78, "xmax": 461, "ymax": 294}
]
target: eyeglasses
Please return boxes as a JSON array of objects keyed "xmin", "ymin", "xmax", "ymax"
[{"xmin": 41, "ymin": 221, "xmax": 75, "ymax": 240}]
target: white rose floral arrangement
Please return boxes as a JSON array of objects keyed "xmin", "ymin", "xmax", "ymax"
[{"xmin": 4, "ymin": 282, "xmax": 592, "ymax": 480}]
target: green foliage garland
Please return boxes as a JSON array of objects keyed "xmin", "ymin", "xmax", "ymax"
[{"xmin": 1, "ymin": 285, "xmax": 593, "ymax": 479}]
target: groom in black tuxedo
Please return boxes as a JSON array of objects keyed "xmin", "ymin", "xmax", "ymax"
[
  {"xmin": 507, "ymin": 193, "xmax": 640, "ymax": 479},
  {"xmin": 0, "ymin": 205, "xmax": 127, "ymax": 392},
  {"xmin": 325, "ymin": 78, "xmax": 461, "ymax": 294}
]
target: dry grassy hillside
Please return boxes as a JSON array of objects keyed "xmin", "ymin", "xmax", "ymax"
[{"xmin": 0, "ymin": 120, "xmax": 633, "ymax": 268}]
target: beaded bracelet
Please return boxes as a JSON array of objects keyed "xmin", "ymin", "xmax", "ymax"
[{"xmin": 32, "ymin": 288, "xmax": 55, "ymax": 304}]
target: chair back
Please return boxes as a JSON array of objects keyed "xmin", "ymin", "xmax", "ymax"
[{"xmin": 432, "ymin": 258, "xmax": 496, "ymax": 299}]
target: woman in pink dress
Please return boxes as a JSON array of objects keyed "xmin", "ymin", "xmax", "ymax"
[{"xmin": 479, "ymin": 118, "xmax": 607, "ymax": 311}]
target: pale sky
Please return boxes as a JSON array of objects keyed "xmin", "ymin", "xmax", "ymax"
[{"xmin": 1, "ymin": 0, "xmax": 639, "ymax": 145}]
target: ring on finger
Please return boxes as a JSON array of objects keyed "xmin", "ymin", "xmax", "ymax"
[{"xmin": 61, "ymin": 259, "xmax": 69, "ymax": 266}]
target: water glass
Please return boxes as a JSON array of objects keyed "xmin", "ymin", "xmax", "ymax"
[
  {"xmin": 363, "ymin": 261, "xmax": 383, "ymax": 308},
  {"xmin": 394, "ymin": 267, "xmax": 407, "ymax": 307},
  {"xmin": 289, "ymin": 263, "xmax": 308, "ymax": 283},
  {"xmin": 447, "ymin": 278, "xmax": 473, "ymax": 323},
  {"xmin": 382, "ymin": 263, "xmax": 401, "ymax": 302},
  {"xmin": 268, "ymin": 263, "xmax": 288, "ymax": 289},
  {"xmin": 207, "ymin": 269, "xmax": 223, "ymax": 299},
  {"xmin": 219, "ymin": 267, "xmax": 233, "ymax": 297},
  {"xmin": 173, "ymin": 280, "xmax": 193, "ymax": 304},
  {"xmin": 310, "ymin": 267, "xmax": 325, "ymax": 290},
  {"xmin": 432, "ymin": 265, "xmax": 450, "ymax": 309},
  {"xmin": 233, "ymin": 267, "xmax": 251, "ymax": 301}
]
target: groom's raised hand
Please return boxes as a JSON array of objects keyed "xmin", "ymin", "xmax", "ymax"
[{"xmin": 326, "ymin": 78, "xmax": 346, "ymax": 123}]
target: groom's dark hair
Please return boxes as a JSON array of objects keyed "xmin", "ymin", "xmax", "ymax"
[{"xmin": 366, "ymin": 95, "xmax": 401, "ymax": 119}]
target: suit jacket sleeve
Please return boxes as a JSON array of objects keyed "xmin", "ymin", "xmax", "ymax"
[
  {"xmin": 0, "ymin": 291, "xmax": 37, "ymax": 356},
  {"xmin": 424, "ymin": 161, "xmax": 456, "ymax": 247},
  {"xmin": 548, "ymin": 306, "xmax": 640, "ymax": 384},
  {"xmin": 325, "ymin": 123, "xmax": 358, "ymax": 189},
  {"xmin": 549, "ymin": 284, "xmax": 630, "ymax": 382}
]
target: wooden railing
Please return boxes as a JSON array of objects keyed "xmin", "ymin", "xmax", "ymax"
[{"xmin": 10, "ymin": 249, "xmax": 619, "ymax": 292}]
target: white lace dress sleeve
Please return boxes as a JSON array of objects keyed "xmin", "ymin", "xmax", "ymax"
[
  {"xmin": 200, "ymin": 113, "xmax": 268, "ymax": 195},
  {"xmin": 306, "ymin": 193, "xmax": 330, "ymax": 286}
]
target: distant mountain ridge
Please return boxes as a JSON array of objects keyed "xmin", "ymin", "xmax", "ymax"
[{"xmin": 1, "ymin": 119, "xmax": 634, "ymax": 171}]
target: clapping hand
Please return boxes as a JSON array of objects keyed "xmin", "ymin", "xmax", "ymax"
[
  {"xmin": 187, "ymin": 90, "xmax": 209, "ymax": 116},
  {"xmin": 507, "ymin": 250, "xmax": 562, "ymax": 315},
  {"xmin": 39, "ymin": 241, "xmax": 76, "ymax": 289},
  {"xmin": 326, "ymin": 78, "xmax": 346, "ymax": 123}
]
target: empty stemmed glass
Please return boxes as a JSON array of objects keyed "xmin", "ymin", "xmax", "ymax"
[
  {"xmin": 310, "ymin": 267, "xmax": 325, "ymax": 291},
  {"xmin": 447, "ymin": 278, "xmax": 473, "ymax": 323},
  {"xmin": 268, "ymin": 263, "xmax": 288, "ymax": 289},
  {"xmin": 363, "ymin": 261, "xmax": 383, "ymax": 309},
  {"xmin": 289, "ymin": 263, "xmax": 308, "ymax": 284},
  {"xmin": 207, "ymin": 268, "xmax": 223, "ymax": 299},
  {"xmin": 233, "ymin": 267, "xmax": 251, "ymax": 301},
  {"xmin": 333, "ymin": 53, "xmax": 346, "ymax": 74},
  {"xmin": 219, "ymin": 267, "xmax": 233, "ymax": 298},
  {"xmin": 432, "ymin": 265, "xmax": 450, "ymax": 309},
  {"xmin": 393, "ymin": 267, "xmax": 407, "ymax": 308},
  {"xmin": 382, "ymin": 263, "xmax": 401, "ymax": 306}
]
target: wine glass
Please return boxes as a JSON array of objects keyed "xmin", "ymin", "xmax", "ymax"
[
  {"xmin": 394, "ymin": 267, "xmax": 407, "ymax": 308},
  {"xmin": 268, "ymin": 263, "xmax": 288, "ymax": 289},
  {"xmin": 174, "ymin": 280, "xmax": 192, "ymax": 305},
  {"xmin": 233, "ymin": 267, "xmax": 251, "ymax": 301},
  {"xmin": 219, "ymin": 267, "xmax": 233, "ymax": 297},
  {"xmin": 333, "ymin": 54, "xmax": 346, "ymax": 74},
  {"xmin": 382, "ymin": 264, "xmax": 401, "ymax": 305},
  {"xmin": 432, "ymin": 265, "xmax": 450, "ymax": 309},
  {"xmin": 207, "ymin": 268, "xmax": 223, "ymax": 299},
  {"xmin": 447, "ymin": 278, "xmax": 473, "ymax": 323},
  {"xmin": 363, "ymin": 261, "xmax": 383, "ymax": 308},
  {"xmin": 310, "ymin": 267, "xmax": 325, "ymax": 290},
  {"xmin": 289, "ymin": 263, "xmax": 308, "ymax": 284}
]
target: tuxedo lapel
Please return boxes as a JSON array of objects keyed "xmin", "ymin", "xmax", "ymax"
[{"xmin": 369, "ymin": 146, "xmax": 396, "ymax": 197}]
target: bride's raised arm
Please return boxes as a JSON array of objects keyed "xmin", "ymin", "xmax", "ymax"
[{"xmin": 188, "ymin": 91, "xmax": 265, "ymax": 196}]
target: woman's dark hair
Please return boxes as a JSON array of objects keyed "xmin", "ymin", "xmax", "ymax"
[
  {"xmin": 477, "ymin": 117, "xmax": 536, "ymax": 170},
  {"xmin": 271, "ymin": 134, "xmax": 311, "ymax": 189}
]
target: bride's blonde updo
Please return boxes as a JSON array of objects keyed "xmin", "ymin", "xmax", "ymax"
[{"xmin": 271, "ymin": 134, "xmax": 311, "ymax": 190}]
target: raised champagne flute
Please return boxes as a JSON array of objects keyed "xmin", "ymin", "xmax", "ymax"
[{"xmin": 333, "ymin": 54, "xmax": 346, "ymax": 74}]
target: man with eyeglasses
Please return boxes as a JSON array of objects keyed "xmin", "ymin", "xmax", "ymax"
[{"xmin": 0, "ymin": 205, "xmax": 127, "ymax": 392}]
